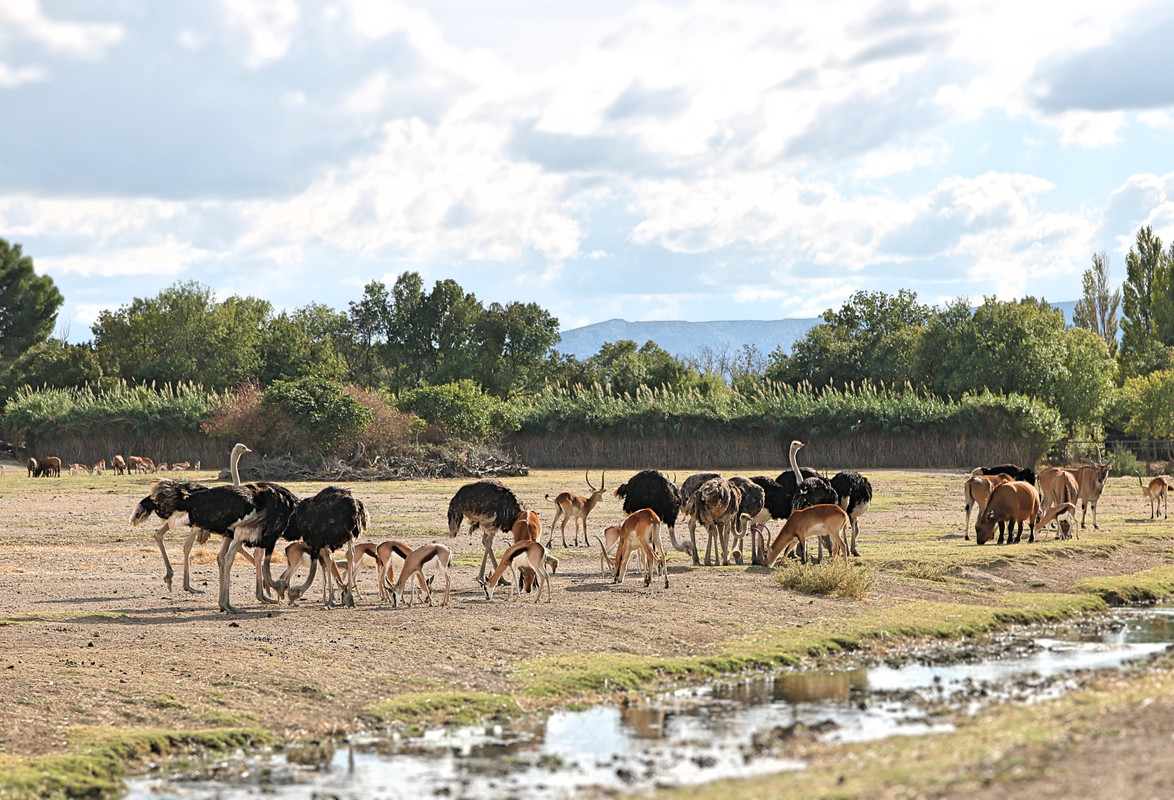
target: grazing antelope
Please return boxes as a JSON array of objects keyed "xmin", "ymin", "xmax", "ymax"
[
  {"xmin": 92, "ymin": 458, "xmax": 106, "ymax": 475},
  {"xmin": 510, "ymin": 510, "xmax": 558, "ymax": 592},
  {"xmin": 975, "ymin": 481, "xmax": 1040, "ymax": 545},
  {"xmin": 612, "ymin": 508, "xmax": 668, "ymax": 588},
  {"xmin": 26, "ymin": 458, "xmax": 37, "ymax": 477},
  {"xmin": 1141, "ymin": 475, "xmax": 1173, "ymax": 520},
  {"xmin": 275, "ymin": 540, "xmax": 352, "ymax": 607},
  {"xmin": 963, "ymin": 473, "xmax": 1012, "ymax": 539},
  {"xmin": 112, "ymin": 455, "xmax": 126, "ymax": 475},
  {"xmin": 546, "ymin": 471, "xmax": 606, "ymax": 548},
  {"xmin": 1036, "ymin": 501, "xmax": 1078, "ymax": 540},
  {"xmin": 760, "ymin": 504, "xmax": 850, "ymax": 567},
  {"xmin": 594, "ymin": 524, "xmax": 638, "ymax": 577},
  {"xmin": 69, "ymin": 463, "xmax": 88, "ymax": 476},
  {"xmin": 480, "ymin": 540, "xmax": 554, "ymax": 603},
  {"xmin": 390, "ymin": 544, "xmax": 452, "ymax": 608},
  {"xmin": 374, "ymin": 540, "xmax": 430, "ymax": 603},
  {"xmin": 172, "ymin": 461, "xmax": 190, "ymax": 471}
]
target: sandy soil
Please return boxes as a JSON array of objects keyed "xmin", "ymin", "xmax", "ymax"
[{"xmin": 1, "ymin": 462, "xmax": 1172, "ymax": 799}]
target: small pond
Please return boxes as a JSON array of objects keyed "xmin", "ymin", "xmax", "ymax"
[{"xmin": 126, "ymin": 606, "xmax": 1174, "ymax": 800}]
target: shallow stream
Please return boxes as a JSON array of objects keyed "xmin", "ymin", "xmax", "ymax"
[{"xmin": 126, "ymin": 606, "xmax": 1174, "ymax": 800}]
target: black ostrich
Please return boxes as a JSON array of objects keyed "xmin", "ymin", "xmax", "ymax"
[
  {"xmin": 130, "ymin": 442, "xmax": 254, "ymax": 594},
  {"xmin": 447, "ymin": 479, "xmax": 525, "ymax": 581},
  {"xmin": 131, "ymin": 478, "xmax": 210, "ymax": 593},
  {"xmin": 830, "ymin": 470, "xmax": 873, "ymax": 557},
  {"xmin": 614, "ymin": 470, "xmax": 682, "ymax": 567},
  {"xmin": 282, "ymin": 485, "xmax": 370, "ymax": 608},
  {"xmin": 785, "ymin": 440, "xmax": 836, "ymax": 510},
  {"xmin": 136, "ymin": 443, "xmax": 299, "ymax": 613},
  {"xmin": 727, "ymin": 475, "xmax": 764, "ymax": 563},
  {"xmin": 678, "ymin": 471, "xmax": 721, "ymax": 565}
]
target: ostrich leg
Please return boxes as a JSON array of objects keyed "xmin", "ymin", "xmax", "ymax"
[
  {"xmin": 217, "ymin": 536, "xmax": 247, "ymax": 614},
  {"xmin": 181, "ymin": 530, "xmax": 204, "ymax": 593},
  {"xmin": 155, "ymin": 523, "xmax": 175, "ymax": 591}
]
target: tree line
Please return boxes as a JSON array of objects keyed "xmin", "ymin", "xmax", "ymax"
[{"xmin": 2, "ymin": 225, "xmax": 1174, "ymax": 452}]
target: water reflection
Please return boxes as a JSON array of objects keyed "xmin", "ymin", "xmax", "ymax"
[{"xmin": 126, "ymin": 609, "xmax": 1174, "ymax": 800}]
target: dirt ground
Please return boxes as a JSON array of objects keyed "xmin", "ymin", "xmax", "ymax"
[{"xmin": 1, "ymin": 461, "xmax": 1173, "ymax": 798}]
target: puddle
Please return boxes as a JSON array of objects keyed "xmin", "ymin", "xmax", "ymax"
[{"xmin": 125, "ymin": 608, "xmax": 1174, "ymax": 800}]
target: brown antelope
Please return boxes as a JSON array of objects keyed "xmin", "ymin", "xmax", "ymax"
[
  {"xmin": 612, "ymin": 508, "xmax": 668, "ymax": 588},
  {"xmin": 480, "ymin": 540, "xmax": 554, "ymax": 603},
  {"xmin": 975, "ymin": 481, "xmax": 1039, "ymax": 545},
  {"xmin": 510, "ymin": 510, "xmax": 559, "ymax": 593},
  {"xmin": 963, "ymin": 473, "xmax": 1012, "ymax": 539},
  {"xmin": 390, "ymin": 544, "xmax": 452, "ymax": 608},
  {"xmin": 112, "ymin": 455, "xmax": 126, "ymax": 475},
  {"xmin": 761, "ymin": 504, "xmax": 850, "ymax": 566},
  {"xmin": 25, "ymin": 457, "xmax": 37, "ymax": 477},
  {"xmin": 1140, "ymin": 475, "xmax": 1173, "ymax": 520},
  {"xmin": 594, "ymin": 524, "xmax": 633, "ymax": 577},
  {"xmin": 374, "ymin": 540, "xmax": 431, "ymax": 603},
  {"xmin": 546, "ymin": 471, "xmax": 606, "ymax": 548},
  {"xmin": 275, "ymin": 541, "xmax": 345, "ymax": 605},
  {"xmin": 92, "ymin": 458, "xmax": 106, "ymax": 475},
  {"xmin": 172, "ymin": 461, "xmax": 190, "ymax": 471},
  {"xmin": 1073, "ymin": 461, "xmax": 1111, "ymax": 530}
]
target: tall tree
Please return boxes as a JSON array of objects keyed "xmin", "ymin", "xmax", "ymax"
[
  {"xmin": 92, "ymin": 281, "xmax": 270, "ymax": 390},
  {"xmin": 475, "ymin": 301, "xmax": 561, "ymax": 398},
  {"xmin": 1119, "ymin": 226, "xmax": 1171, "ymax": 377},
  {"xmin": 0, "ymin": 239, "xmax": 63, "ymax": 375},
  {"xmin": 1072, "ymin": 251, "xmax": 1120, "ymax": 358}
]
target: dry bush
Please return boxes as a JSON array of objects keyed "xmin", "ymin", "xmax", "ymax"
[{"xmin": 774, "ymin": 560, "xmax": 874, "ymax": 600}]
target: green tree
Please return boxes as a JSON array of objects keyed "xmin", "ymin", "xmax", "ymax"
[
  {"xmin": 1053, "ymin": 328, "xmax": 1117, "ymax": 438},
  {"xmin": 342, "ymin": 280, "xmax": 392, "ymax": 387},
  {"xmin": 260, "ymin": 304, "xmax": 348, "ymax": 383},
  {"xmin": 0, "ymin": 239, "xmax": 63, "ymax": 375},
  {"xmin": 769, "ymin": 289, "xmax": 928, "ymax": 387},
  {"xmin": 265, "ymin": 376, "xmax": 373, "ymax": 455},
  {"xmin": 396, "ymin": 379, "xmax": 519, "ymax": 441},
  {"xmin": 1120, "ymin": 369, "xmax": 1174, "ymax": 439},
  {"xmin": 475, "ymin": 301, "xmax": 561, "ymax": 398},
  {"xmin": 1119, "ymin": 226, "xmax": 1172, "ymax": 378},
  {"xmin": 1072, "ymin": 251, "xmax": 1120, "ymax": 358},
  {"xmin": 92, "ymin": 281, "xmax": 270, "ymax": 390},
  {"xmin": 0, "ymin": 338, "xmax": 104, "ymax": 401}
]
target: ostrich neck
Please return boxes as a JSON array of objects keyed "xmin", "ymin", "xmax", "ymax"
[
  {"xmin": 790, "ymin": 447, "xmax": 803, "ymax": 483},
  {"xmin": 230, "ymin": 449, "xmax": 243, "ymax": 487}
]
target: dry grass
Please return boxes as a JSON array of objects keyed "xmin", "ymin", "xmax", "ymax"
[{"xmin": 773, "ymin": 560, "xmax": 875, "ymax": 599}]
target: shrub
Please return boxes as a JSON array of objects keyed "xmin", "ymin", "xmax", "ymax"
[
  {"xmin": 397, "ymin": 380, "xmax": 519, "ymax": 443},
  {"xmin": 774, "ymin": 560, "xmax": 874, "ymax": 600}
]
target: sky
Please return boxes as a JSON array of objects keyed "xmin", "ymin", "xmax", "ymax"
[{"xmin": 3, "ymin": 0, "xmax": 1174, "ymax": 343}]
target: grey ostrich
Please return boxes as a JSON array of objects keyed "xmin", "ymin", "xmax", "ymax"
[{"xmin": 678, "ymin": 471, "xmax": 721, "ymax": 565}]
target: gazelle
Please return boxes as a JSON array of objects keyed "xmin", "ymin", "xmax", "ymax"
[
  {"xmin": 274, "ymin": 540, "xmax": 351, "ymax": 606},
  {"xmin": 390, "ymin": 544, "xmax": 452, "ymax": 608},
  {"xmin": 546, "ymin": 471, "xmax": 606, "ymax": 548},
  {"xmin": 760, "ymin": 504, "xmax": 850, "ymax": 567},
  {"xmin": 479, "ymin": 540, "xmax": 554, "ymax": 603},
  {"xmin": 1036, "ymin": 501, "xmax": 1078, "ymax": 540},
  {"xmin": 594, "ymin": 524, "xmax": 635, "ymax": 577},
  {"xmin": 510, "ymin": 511, "xmax": 559, "ymax": 593},
  {"xmin": 613, "ymin": 508, "xmax": 667, "ymax": 588},
  {"xmin": 1140, "ymin": 475, "xmax": 1172, "ymax": 520},
  {"xmin": 374, "ymin": 540, "xmax": 430, "ymax": 603}
]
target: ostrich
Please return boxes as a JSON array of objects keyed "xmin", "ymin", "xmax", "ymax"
[
  {"xmin": 136, "ymin": 443, "xmax": 299, "ymax": 612},
  {"xmin": 613, "ymin": 470, "xmax": 681, "ymax": 569},
  {"xmin": 727, "ymin": 475, "xmax": 765, "ymax": 563},
  {"xmin": 281, "ymin": 486, "xmax": 369, "ymax": 608},
  {"xmin": 447, "ymin": 479, "xmax": 524, "ymax": 581},
  {"xmin": 678, "ymin": 471, "xmax": 721, "ymax": 565},
  {"xmin": 131, "ymin": 442, "xmax": 247, "ymax": 594},
  {"xmin": 684, "ymin": 477, "xmax": 742, "ymax": 566},
  {"xmin": 830, "ymin": 470, "xmax": 872, "ymax": 558}
]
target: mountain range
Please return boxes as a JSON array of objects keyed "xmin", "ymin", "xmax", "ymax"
[{"xmin": 556, "ymin": 300, "xmax": 1079, "ymax": 360}]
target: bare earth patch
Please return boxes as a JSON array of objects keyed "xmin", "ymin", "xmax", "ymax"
[{"xmin": 0, "ymin": 465, "xmax": 1173, "ymax": 799}]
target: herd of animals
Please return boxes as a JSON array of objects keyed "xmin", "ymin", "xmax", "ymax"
[
  {"xmin": 17, "ymin": 454, "xmax": 196, "ymax": 477},
  {"xmin": 2, "ymin": 440, "xmax": 1138, "ymax": 614},
  {"xmin": 115, "ymin": 439, "xmax": 873, "ymax": 613}
]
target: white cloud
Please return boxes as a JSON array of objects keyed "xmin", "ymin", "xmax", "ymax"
[
  {"xmin": 42, "ymin": 240, "xmax": 209, "ymax": 278},
  {"xmin": 0, "ymin": 0, "xmax": 124, "ymax": 60},
  {"xmin": 0, "ymin": 63, "xmax": 43, "ymax": 87},
  {"xmin": 221, "ymin": 0, "xmax": 300, "ymax": 68}
]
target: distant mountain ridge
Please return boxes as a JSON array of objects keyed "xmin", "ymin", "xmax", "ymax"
[{"xmin": 556, "ymin": 300, "xmax": 1079, "ymax": 360}]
